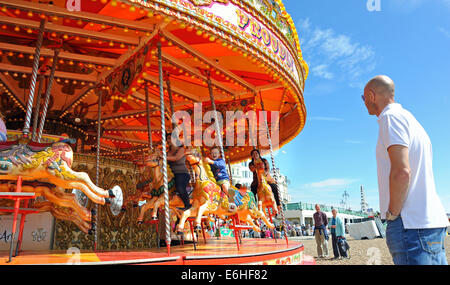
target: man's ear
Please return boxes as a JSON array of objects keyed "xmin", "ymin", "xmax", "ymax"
[{"xmin": 367, "ymin": 89, "xmax": 376, "ymax": 102}]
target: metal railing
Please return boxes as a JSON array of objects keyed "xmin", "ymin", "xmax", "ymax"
[{"xmin": 285, "ymin": 202, "xmax": 368, "ymax": 218}]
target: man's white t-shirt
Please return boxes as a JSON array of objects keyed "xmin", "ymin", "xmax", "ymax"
[{"xmin": 376, "ymin": 103, "xmax": 449, "ymax": 229}]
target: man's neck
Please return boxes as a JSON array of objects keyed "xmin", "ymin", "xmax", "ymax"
[{"xmin": 376, "ymin": 100, "xmax": 396, "ymax": 117}]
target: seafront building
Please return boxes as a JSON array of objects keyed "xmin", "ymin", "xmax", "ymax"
[
  {"xmin": 230, "ymin": 161, "xmax": 291, "ymax": 205},
  {"xmin": 284, "ymin": 202, "xmax": 369, "ymax": 229},
  {"xmin": 230, "ymin": 162, "xmax": 366, "ymax": 230}
]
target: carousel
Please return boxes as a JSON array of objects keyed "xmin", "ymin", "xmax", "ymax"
[{"xmin": 0, "ymin": 0, "xmax": 312, "ymax": 265}]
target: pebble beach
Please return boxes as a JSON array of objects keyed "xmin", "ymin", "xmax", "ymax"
[{"xmin": 291, "ymin": 235, "xmax": 450, "ymax": 265}]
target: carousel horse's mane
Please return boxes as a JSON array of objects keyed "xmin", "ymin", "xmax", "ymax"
[
  {"xmin": 193, "ymin": 147, "xmax": 217, "ymax": 183},
  {"xmin": 202, "ymin": 158, "xmax": 217, "ymax": 184},
  {"xmin": 0, "ymin": 137, "xmax": 76, "ymax": 152}
]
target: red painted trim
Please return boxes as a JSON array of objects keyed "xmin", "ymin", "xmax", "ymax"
[{"xmin": 183, "ymin": 245, "xmax": 304, "ymax": 265}]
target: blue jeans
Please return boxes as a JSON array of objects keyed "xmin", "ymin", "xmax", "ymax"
[{"xmin": 386, "ymin": 217, "xmax": 448, "ymax": 265}]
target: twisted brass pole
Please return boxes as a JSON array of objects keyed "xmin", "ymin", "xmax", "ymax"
[
  {"xmin": 36, "ymin": 50, "xmax": 59, "ymax": 142},
  {"xmin": 23, "ymin": 19, "xmax": 46, "ymax": 137},
  {"xmin": 158, "ymin": 42, "xmax": 171, "ymax": 255}
]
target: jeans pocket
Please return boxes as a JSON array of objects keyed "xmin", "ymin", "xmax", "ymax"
[{"xmin": 418, "ymin": 228, "xmax": 445, "ymax": 254}]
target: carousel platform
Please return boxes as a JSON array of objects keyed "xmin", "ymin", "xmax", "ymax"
[{"xmin": 0, "ymin": 238, "xmax": 315, "ymax": 265}]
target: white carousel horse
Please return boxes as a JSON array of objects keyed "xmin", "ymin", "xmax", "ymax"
[{"xmin": 0, "ymin": 138, "xmax": 118, "ymax": 233}]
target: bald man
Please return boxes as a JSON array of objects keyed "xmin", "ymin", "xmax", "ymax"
[{"xmin": 362, "ymin": 75, "xmax": 449, "ymax": 265}]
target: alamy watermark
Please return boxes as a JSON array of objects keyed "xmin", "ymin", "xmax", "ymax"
[
  {"xmin": 367, "ymin": 0, "xmax": 382, "ymax": 12},
  {"xmin": 66, "ymin": 247, "xmax": 81, "ymax": 265},
  {"xmin": 366, "ymin": 247, "xmax": 382, "ymax": 265},
  {"xmin": 170, "ymin": 103, "xmax": 280, "ymax": 149}
]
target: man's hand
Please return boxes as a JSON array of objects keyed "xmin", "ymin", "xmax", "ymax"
[{"xmin": 387, "ymin": 145, "xmax": 411, "ymax": 216}]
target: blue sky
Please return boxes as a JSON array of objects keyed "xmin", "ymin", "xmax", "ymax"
[{"xmin": 268, "ymin": 0, "xmax": 450, "ymax": 212}]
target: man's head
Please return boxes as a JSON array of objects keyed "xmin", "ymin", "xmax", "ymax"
[
  {"xmin": 211, "ymin": 147, "xmax": 221, "ymax": 160},
  {"xmin": 315, "ymin": 204, "xmax": 321, "ymax": 212},
  {"xmin": 332, "ymin": 208, "xmax": 337, "ymax": 218},
  {"xmin": 363, "ymin": 75, "xmax": 396, "ymax": 116}
]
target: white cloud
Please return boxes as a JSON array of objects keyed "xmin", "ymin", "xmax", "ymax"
[
  {"xmin": 309, "ymin": 116, "xmax": 344, "ymax": 122},
  {"xmin": 438, "ymin": 26, "xmax": 450, "ymax": 39},
  {"xmin": 302, "ymin": 178, "xmax": 358, "ymax": 189},
  {"xmin": 297, "ymin": 18, "xmax": 376, "ymax": 84},
  {"xmin": 311, "ymin": 64, "xmax": 334, "ymax": 79},
  {"xmin": 345, "ymin": 140, "xmax": 364, "ymax": 144}
]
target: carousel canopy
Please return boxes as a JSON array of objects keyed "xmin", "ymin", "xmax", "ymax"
[{"xmin": 0, "ymin": 0, "xmax": 308, "ymax": 163}]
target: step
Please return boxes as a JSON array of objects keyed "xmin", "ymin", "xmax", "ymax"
[
  {"xmin": 0, "ymin": 192, "xmax": 36, "ymax": 199},
  {"xmin": 0, "ymin": 207, "xmax": 39, "ymax": 214}
]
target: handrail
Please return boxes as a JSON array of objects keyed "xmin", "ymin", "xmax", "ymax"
[{"xmin": 286, "ymin": 202, "xmax": 368, "ymax": 217}]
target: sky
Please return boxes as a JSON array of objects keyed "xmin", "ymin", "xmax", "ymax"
[{"xmin": 267, "ymin": 0, "xmax": 450, "ymax": 212}]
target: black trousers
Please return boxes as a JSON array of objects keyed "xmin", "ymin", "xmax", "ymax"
[
  {"xmin": 251, "ymin": 183, "xmax": 280, "ymax": 207},
  {"xmin": 268, "ymin": 183, "xmax": 281, "ymax": 207},
  {"xmin": 251, "ymin": 183, "xmax": 258, "ymax": 199},
  {"xmin": 174, "ymin": 173, "xmax": 191, "ymax": 208}
]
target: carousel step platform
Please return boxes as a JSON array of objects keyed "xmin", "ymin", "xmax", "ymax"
[
  {"xmin": 0, "ymin": 192, "xmax": 36, "ymax": 199},
  {"xmin": 0, "ymin": 239, "xmax": 311, "ymax": 265},
  {"xmin": 230, "ymin": 225, "xmax": 253, "ymax": 230},
  {"xmin": 0, "ymin": 207, "xmax": 39, "ymax": 214}
]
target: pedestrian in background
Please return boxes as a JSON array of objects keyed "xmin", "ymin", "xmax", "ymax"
[
  {"xmin": 363, "ymin": 75, "xmax": 449, "ymax": 265},
  {"xmin": 330, "ymin": 209, "xmax": 348, "ymax": 259},
  {"xmin": 313, "ymin": 204, "xmax": 329, "ymax": 258}
]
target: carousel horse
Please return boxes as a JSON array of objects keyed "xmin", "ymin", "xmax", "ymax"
[
  {"xmin": 0, "ymin": 138, "xmax": 117, "ymax": 233},
  {"xmin": 121, "ymin": 148, "xmax": 185, "ymax": 223},
  {"xmin": 176, "ymin": 148, "xmax": 274, "ymax": 234},
  {"xmin": 253, "ymin": 157, "xmax": 279, "ymax": 217}
]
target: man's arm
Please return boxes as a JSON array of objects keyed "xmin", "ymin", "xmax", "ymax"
[{"xmin": 387, "ymin": 145, "xmax": 411, "ymax": 216}]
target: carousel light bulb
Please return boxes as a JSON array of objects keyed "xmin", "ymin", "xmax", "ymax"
[{"xmin": 14, "ymin": 26, "xmax": 20, "ymax": 32}]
